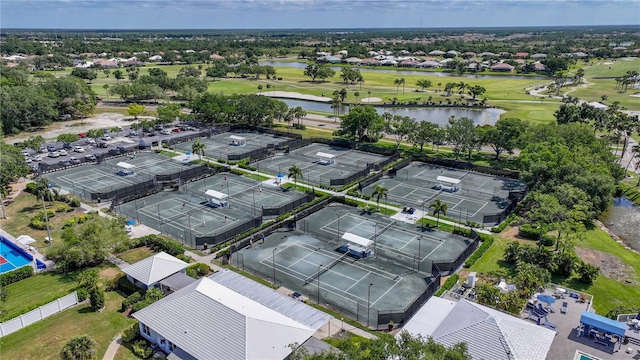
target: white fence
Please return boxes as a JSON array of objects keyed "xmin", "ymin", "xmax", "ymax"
[{"xmin": 0, "ymin": 291, "xmax": 78, "ymax": 337}]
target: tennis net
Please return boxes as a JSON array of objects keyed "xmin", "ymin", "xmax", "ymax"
[
  {"xmin": 160, "ymin": 209, "xmax": 197, "ymax": 224},
  {"xmin": 373, "ymin": 220, "xmax": 397, "ymax": 239},
  {"xmin": 304, "ymin": 252, "xmax": 348, "ymax": 285}
]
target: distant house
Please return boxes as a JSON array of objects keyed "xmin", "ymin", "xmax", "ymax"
[
  {"xmin": 361, "ymin": 58, "xmax": 378, "ymax": 66},
  {"xmin": 122, "ymin": 252, "xmax": 189, "ymax": 290},
  {"xmin": 573, "ymin": 52, "xmax": 589, "ymax": 58},
  {"xmin": 399, "ymin": 59, "xmax": 420, "ymax": 67},
  {"xmin": 413, "ymin": 50, "xmax": 426, "ymax": 56},
  {"xmin": 533, "ymin": 62, "xmax": 547, "ymax": 72},
  {"xmin": 345, "ymin": 57, "xmax": 363, "ymax": 65},
  {"xmin": 429, "ymin": 50, "xmax": 446, "ymax": 56},
  {"xmin": 417, "ymin": 60, "xmax": 441, "ymax": 68},
  {"xmin": 401, "ymin": 297, "xmax": 556, "ymax": 360},
  {"xmin": 491, "ymin": 63, "xmax": 515, "ymax": 72},
  {"xmin": 94, "ymin": 59, "xmax": 118, "ymax": 68},
  {"xmin": 148, "ymin": 55, "xmax": 163, "ymax": 61},
  {"xmin": 209, "ymin": 54, "xmax": 224, "ymax": 60},
  {"xmin": 123, "ymin": 60, "xmax": 144, "ymax": 67},
  {"xmin": 323, "ymin": 56, "xmax": 342, "ymax": 64},
  {"xmin": 588, "ymin": 102, "xmax": 608, "ymax": 110},
  {"xmin": 462, "ymin": 51, "xmax": 477, "ymax": 57},
  {"xmin": 132, "ymin": 270, "xmax": 332, "ymax": 359},
  {"xmin": 530, "ymin": 53, "xmax": 547, "ymax": 59},
  {"xmin": 514, "ymin": 52, "xmax": 529, "ymax": 58},
  {"xmin": 75, "ymin": 61, "xmax": 94, "ymax": 68},
  {"xmin": 447, "ymin": 50, "xmax": 460, "ymax": 56},
  {"xmin": 613, "ymin": 47, "xmax": 627, "ymax": 51},
  {"xmin": 338, "ymin": 50, "xmax": 348, "ymax": 56},
  {"xmin": 478, "ymin": 52, "xmax": 498, "ymax": 58},
  {"xmin": 379, "ymin": 59, "xmax": 398, "ymax": 66}
]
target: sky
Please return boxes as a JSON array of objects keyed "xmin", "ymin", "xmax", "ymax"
[{"xmin": 1, "ymin": 0, "xmax": 639, "ymax": 29}]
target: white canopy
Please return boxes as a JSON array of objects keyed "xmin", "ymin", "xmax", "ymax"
[
  {"xmin": 316, "ymin": 152, "xmax": 335, "ymax": 160},
  {"xmin": 16, "ymin": 235, "xmax": 37, "ymax": 246},
  {"xmin": 205, "ymin": 189, "xmax": 228, "ymax": 200},
  {"xmin": 229, "ymin": 135, "xmax": 246, "ymax": 141},
  {"xmin": 437, "ymin": 175, "xmax": 461, "ymax": 185},
  {"xmin": 342, "ymin": 232, "xmax": 373, "ymax": 248},
  {"xmin": 116, "ymin": 162, "xmax": 136, "ymax": 169}
]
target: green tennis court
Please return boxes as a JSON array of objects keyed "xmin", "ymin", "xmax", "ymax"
[{"xmin": 175, "ymin": 131, "xmax": 290, "ymax": 160}]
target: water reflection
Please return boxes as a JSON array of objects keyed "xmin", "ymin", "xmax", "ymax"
[
  {"xmin": 600, "ymin": 196, "xmax": 640, "ymax": 252},
  {"xmin": 278, "ymin": 98, "xmax": 505, "ymax": 126}
]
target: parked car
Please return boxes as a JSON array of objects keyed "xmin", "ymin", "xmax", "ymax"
[
  {"xmin": 129, "ymin": 131, "xmax": 139, "ymax": 136},
  {"xmin": 171, "ymin": 128, "xmax": 182, "ymax": 133},
  {"xmin": 39, "ymin": 146, "xmax": 47, "ymax": 153},
  {"xmin": 155, "ymin": 124, "xmax": 164, "ymax": 130},
  {"xmin": 160, "ymin": 129, "xmax": 171, "ymax": 135},
  {"xmin": 97, "ymin": 142, "xmax": 109, "ymax": 148},
  {"xmin": 58, "ymin": 150, "xmax": 68, "ymax": 156},
  {"xmin": 63, "ymin": 143, "xmax": 73, "ymax": 149},
  {"xmin": 69, "ymin": 157, "xmax": 81, "ymax": 165},
  {"xmin": 78, "ymin": 133, "xmax": 86, "ymax": 138},
  {"xmin": 148, "ymin": 132, "xmax": 157, "ymax": 137},
  {"xmin": 21, "ymin": 150, "xmax": 30, "ymax": 156},
  {"xmin": 48, "ymin": 151, "xmax": 60, "ymax": 158},
  {"xmin": 47, "ymin": 145, "xmax": 57, "ymax": 152},
  {"xmin": 85, "ymin": 154, "xmax": 97, "ymax": 161},
  {"xmin": 101, "ymin": 135, "xmax": 112, "ymax": 141},
  {"xmin": 85, "ymin": 138, "xmax": 96, "ymax": 145},
  {"xmin": 73, "ymin": 146, "xmax": 85, "ymax": 153},
  {"xmin": 58, "ymin": 160, "xmax": 71, "ymax": 167},
  {"xmin": 25, "ymin": 157, "xmax": 32, "ymax": 163},
  {"xmin": 109, "ymin": 148, "xmax": 121, "ymax": 155},
  {"xmin": 31, "ymin": 156, "xmax": 42, "ymax": 162}
]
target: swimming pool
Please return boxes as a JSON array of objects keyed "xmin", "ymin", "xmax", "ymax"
[
  {"xmin": 574, "ymin": 350, "xmax": 602, "ymax": 360},
  {"xmin": 0, "ymin": 239, "xmax": 32, "ymax": 274}
]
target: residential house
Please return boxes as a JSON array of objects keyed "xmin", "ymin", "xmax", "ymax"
[
  {"xmin": 345, "ymin": 57, "xmax": 363, "ymax": 65},
  {"xmin": 514, "ymin": 52, "xmax": 529, "ymax": 58},
  {"xmin": 531, "ymin": 53, "xmax": 548, "ymax": 59},
  {"xmin": 123, "ymin": 252, "xmax": 189, "ymax": 290},
  {"xmin": 447, "ymin": 50, "xmax": 460, "ymax": 56},
  {"xmin": 401, "ymin": 297, "xmax": 556, "ymax": 360},
  {"xmin": 491, "ymin": 63, "xmax": 515, "ymax": 72},
  {"xmin": 209, "ymin": 54, "xmax": 224, "ymax": 60},
  {"xmin": 413, "ymin": 50, "xmax": 426, "ymax": 56},
  {"xmin": 132, "ymin": 271, "xmax": 332, "ymax": 359},
  {"xmin": 429, "ymin": 50, "xmax": 446, "ymax": 56},
  {"xmin": 148, "ymin": 55, "xmax": 163, "ymax": 61},
  {"xmin": 361, "ymin": 58, "xmax": 378, "ymax": 66},
  {"xmin": 462, "ymin": 51, "xmax": 477, "ymax": 57},
  {"xmin": 399, "ymin": 59, "xmax": 420, "ymax": 67},
  {"xmin": 478, "ymin": 52, "xmax": 498, "ymax": 58},
  {"xmin": 533, "ymin": 62, "xmax": 547, "ymax": 72},
  {"xmin": 418, "ymin": 60, "xmax": 441, "ymax": 68}
]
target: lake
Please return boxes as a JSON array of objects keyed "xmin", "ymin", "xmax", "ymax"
[
  {"xmin": 600, "ymin": 196, "xmax": 640, "ymax": 252},
  {"xmin": 260, "ymin": 61, "xmax": 550, "ymax": 81},
  {"xmin": 278, "ymin": 98, "xmax": 505, "ymax": 126}
]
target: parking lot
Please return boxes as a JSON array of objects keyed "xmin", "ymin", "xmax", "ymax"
[{"xmin": 19, "ymin": 123, "xmax": 203, "ymax": 172}]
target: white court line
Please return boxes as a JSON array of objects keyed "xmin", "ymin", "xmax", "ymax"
[
  {"xmin": 397, "ymin": 234, "xmax": 419, "ymax": 250},
  {"xmin": 345, "ymin": 271, "xmax": 371, "ymax": 292},
  {"xmin": 447, "ymin": 199, "xmax": 465, "ymax": 211},
  {"xmin": 425, "ymin": 241, "xmax": 447, "ymax": 259},
  {"xmin": 472, "ymin": 201, "xmax": 490, "ymax": 217},
  {"xmin": 286, "ymin": 250, "xmax": 326, "ymax": 270},
  {"xmin": 299, "ymin": 258, "xmax": 361, "ymax": 282},
  {"xmin": 369, "ymin": 280, "xmax": 401, "ymax": 308}
]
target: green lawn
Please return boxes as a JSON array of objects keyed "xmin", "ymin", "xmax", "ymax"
[
  {"xmin": 0, "ymin": 290, "xmax": 135, "ymax": 360},
  {"xmin": 584, "ymin": 58, "xmax": 640, "ymax": 78},
  {"xmin": 471, "ymin": 226, "xmax": 640, "ymax": 315},
  {"xmin": 115, "ymin": 246, "xmax": 155, "ymax": 264},
  {"xmin": 1, "ymin": 271, "xmax": 79, "ymax": 322},
  {"xmin": 0, "ymin": 193, "xmax": 85, "ymax": 254}
]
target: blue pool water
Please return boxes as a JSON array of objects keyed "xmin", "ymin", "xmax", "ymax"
[{"xmin": 0, "ymin": 241, "xmax": 32, "ymax": 274}]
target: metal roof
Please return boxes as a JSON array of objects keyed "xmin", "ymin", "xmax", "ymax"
[
  {"xmin": 159, "ymin": 272, "xmax": 196, "ymax": 291},
  {"xmin": 402, "ymin": 299, "xmax": 556, "ymax": 360},
  {"xmin": 208, "ymin": 270, "xmax": 332, "ymax": 331},
  {"xmin": 580, "ymin": 311, "xmax": 627, "ymax": 337},
  {"xmin": 122, "ymin": 252, "xmax": 188, "ymax": 286},
  {"xmin": 342, "ymin": 232, "xmax": 373, "ymax": 248},
  {"xmin": 316, "ymin": 152, "xmax": 335, "ymax": 160},
  {"xmin": 437, "ymin": 175, "xmax": 461, "ymax": 185},
  {"xmin": 133, "ymin": 276, "xmax": 322, "ymax": 360}
]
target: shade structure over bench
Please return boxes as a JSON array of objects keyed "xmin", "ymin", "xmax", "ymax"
[
  {"xmin": 316, "ymin": 152, "xmax": 336, "ymax": 165},
  {"xmin": 229, "ymin": 135, "xmax": 246, "ymax": 145}
]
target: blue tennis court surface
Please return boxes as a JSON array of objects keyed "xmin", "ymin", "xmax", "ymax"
[{"xmin": 0, "ymin": 241, "xmax": 31, "ymax": 274}]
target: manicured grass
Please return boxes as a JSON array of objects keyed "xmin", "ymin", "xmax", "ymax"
[
  {"xmin": 114, "ymin": 344, "xmax": 141, "ymax": 360},
  {"xmin": 583, "ymin": 58, "xmax": 640, "ymax": 78},
  {"xmin": 115, "ymin": 246, "xmax": 155, "ymax": 264},
  {"xmin": 241, "ymin": 172, "xmax": 271, "ymax": 182},
  {"xmin": 468, "ymin": 235, "xmax": 517, "ymax": 279},
  {"xmin": 0, "ymin": 193, "xmax": 85, "ymax": 254},
  {"xmin": 497, "ymin": 101, "xmax": 561, "ymax": 124},
  {"xmin": 1, "ymin": 271, "xmax": 79, "ymax": 322},
  {"xmin": 569, "ymin": 78, "xmax": 640, "ymax": 110},
  {"xmin": 0, "ymin": 290, "xmax": 135, "ymax": 360}
]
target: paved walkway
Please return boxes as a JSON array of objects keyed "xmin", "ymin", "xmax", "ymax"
[{"xmin": 102, "ymin": 334, "xmax": 123, "ymax": 360}]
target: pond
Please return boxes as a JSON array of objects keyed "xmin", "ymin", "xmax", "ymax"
[
  {"xmin": 600, "ymin": 196, "xmax": 640, "ymax": 252},
  {"xmin": 278, "ymin": 98, "xmax": 505, "ymax": 126},
  {"xmin": 260, "ymin": 61, "xmax": 550, "ymax": 81}
]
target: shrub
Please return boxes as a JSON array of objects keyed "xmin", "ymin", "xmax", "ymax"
[
  {"xmin": 577, "ymin": 261, "xmax": 600, "ymax": 284},
  {"xmin": 434, "ymin": 273, "xmax": 459, "ymax": 297},
  {"xmin": 134, "ymin": 235, "xmax": 183, "ymax": 256},
  {"xmin": 55, "ymin": 203, "xmax": 72, "ymax": 213},
  {"xmin": 541, "ymin": 234, "xmax": 556, "ymax": 247},
  {"xmin": 0, "ymin": 265, "xmax": 34, "ymax": 286},
  {"xmin": 30, "ymin": 217, "xmax": 47, "ymax": 230},
  {"xmin": 89, "ymin": 287, "xmax": 105, "ymax": 311},
  {"xmin": 122, "ymin": 292, "xmax": 143, "ymax": 311},
  {"xmin": 186, "ymin": 263, "xmax": 211, "ymax": 279},
  {"xmin": 63, "ymin": 218, "xmax": 78, "ymax": 228},
  {"xmin": 464, "ymin": 236, "xmax": 494, "ymax": 268},
  {"xmin": 132, "ymin": 339, "xmax": 153, "ymax": 359},
  {"xmin": 518, "ymin": 223, "xmax": 541, "ymax": 240},
  {"xmin": 25, "ymin": 183, "xmax": 37, "ymax": 193},
  {"xmin": 176, "ymin": 253, "xmax": 193, "ymax": 263},
  {"xmin": 115, "ymin": 275, "xmax": 141, "ymax": 296},
  {"xmin": 76, "ymin": 287, "xmax": 89, "ymax": 302},
  {"xmin": 122, "ymin": 323, "xmax": 141, "ymax": 343},
  {"xmin": 69, "ymin": 198, "xmax": 81, "ymax": 207}
]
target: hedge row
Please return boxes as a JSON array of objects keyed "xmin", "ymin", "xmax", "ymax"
[
  {"xmin": 186, "ymin": 263, "xmax": 212, "ymax": 279},
  {"xmin": 0, "ymin": 265, "xmax": 34, "ymax": 286},
  {"xmin": 434, "ymin": 273, "xmax": 459, "ymax": 297},
  {"xmin": 464, "ymin": 236, "xmax": 494, "ymax": 268},
  {"xmin": 131, "ymin": 235, "xmax": 184, "ymax": 256}
]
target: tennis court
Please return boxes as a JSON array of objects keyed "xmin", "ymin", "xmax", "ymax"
[
  {"xmin": 362, "ymin": 163, "xmax": 527, "ymax": 224},
  {"xmin": 102, "ymin": 152, "xmax": 199, "ymax": 177},
  {"xmin": 46, "ymin": 163, "xmax": 155, "ymax": 201},
  {"xmin": 180, "ymin": 173, "xmax": 311, "ymax": 217},
  {"xmin": 255, "ymin": 143, "xmax": 390, "ymax": 187},
  {"xmin": 234, "ymin": 204, "xmax": 475, "ymax": 327},
  {"xmin": 117, "ymin": 190, "xmax": 260, "ymax": 248},
  {"xmin": 175, "ymin": 131, "xmax": 290, "ymax": 161}
]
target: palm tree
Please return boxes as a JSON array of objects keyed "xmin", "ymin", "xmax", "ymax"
[
  {"xmin": 76, "ymin": 269, "xmax": 99, "ymax": 291},
  {"xmin": 288, "ymin": 164, "xmax": 303, "ymax": 187},
  {"xmin": 600, "ymin": 95, "xmax": 608, "ymax": 103},
  {"xmin": 394, "ymin": 78, "xmax": 406, "ymax": 94},
  {"xmin": 626, "ymin": 144, "xmax": 640, "ymax": 172},
  {"xmin": 371, "ymin": 185, "xmax": 388, "ymax": 210},
  {"xmin": 354, "ymin": 91, "xmax": 360, "ymax": 103},
  {"xmin": 191, "ymin": 140, "xmax": 206, "ymax": 161},
  {"xmin": 292, "ymin": 106, "xmax": 307, "ymax": 127},
  {"xmin": 429, "ymin": 198, "xmax": 448, "ymax": 227},
  {"xmin": 61, "ymin": 336, "xmax": 96, "ymax": 360},
  {"xmin": 437, "ymin": 82, "xmax": 442, "ymax": 92},
  {"xmin": 258, "ymin": 84, "xmax": 263, "ymax": 94}
]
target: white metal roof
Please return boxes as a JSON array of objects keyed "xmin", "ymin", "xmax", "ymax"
[
  {"xmin": 116, "ymin": 162, "xmax": 136, "ymax": 169},
  {"xmin": 437, "ymin": 175, "xmax": 461, "ymax": 185},
  {"xmin": 229, "ymin": 135, "xmax": 246, "ymax": 141},
  {"xmin": 16, "ymin": 235, "xmax": 37, "ymax": 246},
  {"xmin": 205, "ymin": 189, "xmax": 228, "ymax": 200},
  {"xmin": 316, "ymin": 151, "xmax": 336, "ymax": 160},
  {"xmin": 122, "ymin": 252, "xmax": 188, "ymax": 286},
  {"xmin": 342, "ymin": 232, "xmax": 373, "ymax": 247},
  {"xmin": 588, "ymin": 101, "xmax": 608, "ymax": 110},
  {"xmin": 402, "ymin": 298, "xmax": 556, "ymax": 360},
  {"xmin": 132, "ymin": 277, "xmax": 317, "ymax": 360}
]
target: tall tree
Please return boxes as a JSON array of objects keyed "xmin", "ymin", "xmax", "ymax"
[
  {"xmin": 191, "ymin": 140, "xmax": 206, "ymax": 160},
  {"xmin": 415, "ymin": 79, "xmax": 432, "ymax": 92},
  {"xmin": 386, "ymin": 115, "xmax": 417, "ymax": 149},
  {"xmin": 393, "ymin": 78, "xmax": 405, "ymax": 94},
  {"xmin": 429, "ymin": 199, "xmax": 448, "ymax": 226},
  {"xmin": 371, "ymin": 185, "xmax": 388, "ymax": 210},
  {"xmin": 288, "ymin": 164, "xmax": 303, "ymax": 187},
  {"xmin": 127, "ymin": 103, "xmax": 145, "ymax": 120},
  {"xmin": 339, "ymin": 105, "xmax": 385, "ymax": 142},
  {"xmin": 479, "ymin": 118, "xmax": 527, "ymax": 160}
]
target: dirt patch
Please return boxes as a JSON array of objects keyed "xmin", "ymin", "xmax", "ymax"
[
  {"xmin": 99, "ymin": 267, "xmax": 122, "ymax": 282},
  {"xmin": 498, "ymin": 226, "xmax": 538, "ymax": 245},
  {"xmin": 575, "ymin": 247, "xmax": 635, "ymax": 284}
]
